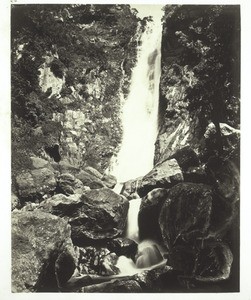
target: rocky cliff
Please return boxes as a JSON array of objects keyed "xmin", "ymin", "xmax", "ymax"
[
  {"xmin": 156, "ymin": 5, "xmax": 240, "ymax": 165},
  {"xmin": 12, "ymin": 4, "xmax": 141, "ymax": 183}
]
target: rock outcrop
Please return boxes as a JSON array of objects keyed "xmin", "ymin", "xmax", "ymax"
[
  {"xmin": 107, "ymin": 238, "xmax": 138, "ymax": 259},
  {"xmin": 57, "ymin": 173, "xmax": 86, "ymax": 195},
  {"xmin": 137, "ymin": 159, "xmax": 183, "ymax": 198},
  {"xmin": 12, "ymin": 210, "xmax": 77, "ymax": 292},
  {"xmin": 39, "ymin": 188, "xmax": 129, "ymax": 244},
  {"xmin": 138, "ymin": 188, "xmax": 168, "ymax": 241},
  {"xmin": 159, "ymin": 183, "xmax": 213, "ymax": 274},
  {"xmin": 15, "ymin": 167, "xmax": 56, "ymax": 200}
]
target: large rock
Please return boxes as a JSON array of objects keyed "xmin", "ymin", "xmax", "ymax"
[
  {"xmin": 57, "ymin": 173, "xmax": 87, "ymax": 195},
  {"xmin": 76, "ymin": 170, "xmax": 105, "ymax": 189},
  {"xmin": 169, "ymin": 146, "xmax": 200, "ymax": 171},
  {"xmin": 159, "ymin": 183, "xmax": 213, "ymax": 274},
  {"xmin": 84, "ymin": 279, "xmax": 142, "ymax": 293},
  {"xmin": 39, "ymin": 188, "xmax": 129, "ymax": 243},
  {"xmin": 132, "ymin": 266, "xmax": 172, "ymax": 291},
  {"xmin": 15, "ymin": 167, "xmax": 56, "ymax": 200},
  {"xmin": 138, "ymin": 188, "xmax": 168, "ymax": 241},
  {"xmin": 84, "ymin": 166, "xmax": 103, "ymax": 179},
  {"xmin": 101, "ymin": 173, "xmax": 117, "ymax": 189},
  {"xmin": 12, "ymin": 210, "xmax": 77, "ymax": 292},
  {"xmin": 107, "ymin": 238, "xmax": 138, "ymax": 259},
  {"xmin": 205, "ymin": 157, "xmax": 239, "ymax": 242},
  {"xmin": 122, "ymin": 177, "xmax": 143, "ymax": 199},
  {"xmin": 192, "ymin": 242, "xmax": 233, "ymax": 283},
  {"xmin": 137, "ymin": 159, "xmax": 183, "ymax": 198},
  {"xmin": 38, "ymin": 193, "xmax": 83, "ymax": 217},
  {"xmin": 206, "ymin": 157, "xmax": 240, "ymax": 201}
]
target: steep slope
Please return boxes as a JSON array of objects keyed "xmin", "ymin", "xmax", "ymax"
[
  {"xmin": 156, "ymin": 5, "xmax": 240, "ymax": 164},
  {"xmin": 11, "ymin": 4, "xmax": 139, "ymax": 182}
]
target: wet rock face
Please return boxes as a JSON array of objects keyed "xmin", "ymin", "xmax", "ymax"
[
  {"xmin": 159, "ymin": 183, "xmax": 213, "ymax": 274},
  {"xmin": 154, "ymin": 116, "xmax": 200, "ymax": 165},
  {"xmin": 138, "ymin": 188, "xmax": 168, "ymax": 241},
  {"xmin": 12, "ymin": 211, "xmax": 77, "ymax": 292},
  {"xmin": 137, "ymin": 159, "xmax": 183, "ymax": 198},
  {"xmin": 39, "ymin": 188, "xmax": 129, "ymax": 243}
]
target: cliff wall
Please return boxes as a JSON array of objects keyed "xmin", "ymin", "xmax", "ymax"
[
  {"xmin": 156, "ymin": 5, "xmax": 240, "ymax": 164},
  {"xmin": 12, "ymin": 4, "xmax": 140, "ymax": 182}
]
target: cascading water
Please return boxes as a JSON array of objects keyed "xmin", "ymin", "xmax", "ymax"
[
  {"xmin": 110, "ymin": 14, "xmax": 163, "ymax": 183},
  {"xmin": 109, "ymin": 8, "xmax": 166, "ymax": 275}
]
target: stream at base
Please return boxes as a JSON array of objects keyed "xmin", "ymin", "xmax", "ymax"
[{"xmin": 115, "ymin": 196, "xmax": 167, "ymax": 275}]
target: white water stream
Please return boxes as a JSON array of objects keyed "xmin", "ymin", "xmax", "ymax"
[
  {"xmin": 110, "ymin": 14, "xmax": 163, "ymax": 183},
  {"xmin": 110, "ymin": 8, "xmax": 165, "ymax": 275}
]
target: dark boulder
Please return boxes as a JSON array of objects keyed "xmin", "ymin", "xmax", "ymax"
[
  {"xmin": 206, "ymin": 157, "xmax": 240, "ymax": 201},
  {"xmin": 193, "ymin": 242, "xmax": 233, "ymax": 282},
  {"xmin": 137, "ymin": 159, "xmax": 183, "ymax": 198},
  {"xmin": 169, "ymin": 146, "xmax": 200, "ymax": 171},
  {"xmin": 74, "ymin": 188, "xmax": 129, "ymax": 243},
  {"xmin": 138, "ymin": 188, "xmax": 168, "ymax": 241},
  {"xmin": 133, "ymin": 265, "xmax": 173, "ymax": 291},
  {"xmin": 12, "ymin": 210, "xmax": 77, "ymax": 292},
  {"xmin": 159, "ymin": 183, "xmax": 213, "ymax": 274},
  {"xmin": 39, "ymin": 188, "xmax": 129, "ymax": 244},
  {"xmin": 107, "ymin": 238, "xmax": 138, "ymax": 259}
]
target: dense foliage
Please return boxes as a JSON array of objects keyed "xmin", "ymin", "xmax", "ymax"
[
  {"xmin": 11, "ymin": 4, "xmax": 138, "ymax": 175},
  {"xmin": 161, "ymin": 5, "xmax": 240, "ymax": 150}
]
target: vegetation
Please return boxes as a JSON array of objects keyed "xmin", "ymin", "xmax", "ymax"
[
  {"xmin": 11, "ymin": 4, "xmax": 138, "ymax": 174},
  {"xmin": 161, "ymin": 5, "xmax": 240, "ymax": 153}
]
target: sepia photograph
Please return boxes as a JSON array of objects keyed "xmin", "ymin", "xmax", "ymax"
[{"xmin": 7, "ymin": 1, "xmax": 243, "ymax": 295}]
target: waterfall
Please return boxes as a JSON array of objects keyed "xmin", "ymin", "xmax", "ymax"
[
  {"xmin": 110, "ymin": 15, "xmax": 163, "ymax": 183},
  {"xmin": 111, "ymin": 10, "xmax": 165, "ymax": 275}
]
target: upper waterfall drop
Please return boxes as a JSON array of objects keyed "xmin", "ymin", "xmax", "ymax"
[{"xmin": 111, "ymin": 13, "xmax": 163, "ymax": 183}]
